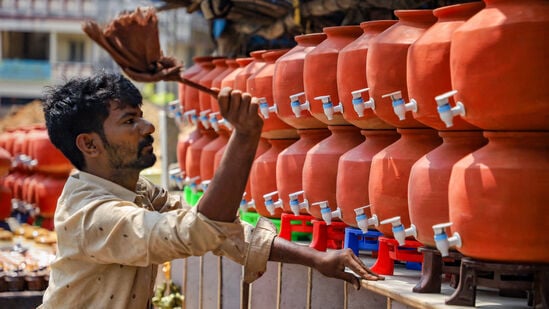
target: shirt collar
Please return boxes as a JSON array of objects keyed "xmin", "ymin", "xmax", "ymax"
[{"xmin": 77, "ymin": 171, "xmax": 138, "ymax": 202}]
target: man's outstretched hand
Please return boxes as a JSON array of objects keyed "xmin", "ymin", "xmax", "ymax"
[
  {"xmin": 315, "ymin": 248, "xmax": 384, "ymax": 290},
  {"xmin": 269, "ymin": 237, "xmax": 383, "ymax": 290}
]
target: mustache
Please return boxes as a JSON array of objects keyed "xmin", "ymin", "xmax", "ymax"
[{"xmin": 138, "ymin": 135, "xmax": 154, "ymax": 151}]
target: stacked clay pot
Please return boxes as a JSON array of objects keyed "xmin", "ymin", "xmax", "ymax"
[
  {"xmin": 0, "ymin": 125, "xmax": 71, "ymax": 227},
  {"xmin": 247, "ymin": 49, "xmax": 300, "ymax": 217},
  {"xmin": 213, "ymin": 57, "xmax": 254, "ymax": 173},
  {"xmin": 234, "ymin": 50, "xmax": 271, "ymax": 208},
  {"xmin": 200, "ymin": 59, "xmax": 238, "ymax": 183},
  {"xmin": 273, "ymin": 33, "xmax": 330, "ymax": 214},
  {"xmin": 301, "ymin": 25, "xmax": 365, "ymax": 220},
  {"xmin": 365, "ymin": 10, "xmax": 443, "ymax": 237},
  {"xmin": 335, "ymin": 20, "xmax": 399, "ymax": 227},
  {"xmin": 445, "ymin": 0, "xmax": 549, "ymax": 262},
  {"xmin": 405, "ymin": 2, "xmax": 486, "ymax": 247},
  {"xmin": 180, "ymin": 58, "xmax": 217, "ymax": 182}
]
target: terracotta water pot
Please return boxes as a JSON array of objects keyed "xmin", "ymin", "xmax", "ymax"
[
  {"xmin": 303, "ymin": 26, "xmax": 363, "ymax": 125},
  {"xmin": 176, "ymin": 128, "xmax": 202, "ymax": 176},
  {"xmin": 276, "ymin": 128, "xmax": 331, "ymax": 213},
  {"xmin": 222, "ymin": 57, "xmax": 253, "ymax": 90},
  {"xmin": 250, "ymin": 138, "xmax": 297, "ymax": 218},
  {"xmin": 366, "ymin": 10, "xmax": 437, "ymax": 128},
  {"xmin": 184, "ymin": 59, "xmax": 216, "ymax": 115},
  {"xmin": 199, "ymin": 58, "xmax": 228, "ymax": 112},
  {"xmin": 408, "ymin": 2, "xmax": 484, "ymax": 130},
  {"xmin": 178, "ymin": 56, "xmax": 214, "ymax": 112},
  {"xmin": 28, "ymin": 128, "xmax": 73, "ymax": 176},
  {"xmin": 303, "ymin": 125, "xmax": 364, "ymax": 219},
  {"xmin": 408, "ymin": 131, "xmax": 487, "ymax": 247},
  {"xmin": 34, "ymin": 175, "xmax": 66, "ymax": 218},
  {"xmin": 450, "ymin": 0, "xmax": 549, "ymax": 130},
  {"xmin": 369, "ymin": 128, "xmax": 442, "ymax": 237},
  {"xmin": 273, "ymin": 33, "xmax": 327, "ymax": 129},
  {"xmin": 0, "ymin": 147, "xmax": 11, "ymax": 177},
  {"xmin": 184, "ymin": 127, "xmax": 218, "ymax": 181},
  {"xmin": 210, "ymin": 59, "xmax": 237, "ymax": 112},
  {"xmin": 247, "ymin": 49, "xmax": 298, "ymax": 139},
  {"xmin": 448, "ymin": 132, "xmax": 549, "ymax": 263},
  {"xmin": 200, "ymin": 130, "xmax": 230, "ymax": 182},
  {"xmin": 236, "ymin": 50, "xmax": 267, "ymax": 92},
  {"xmin": 338, "ymin": 20, "xmax": 396, "ymax": 130},
  {"xmin": 337, "ymin": 130, "xmax": 399, "ymax": 227},
  {"xmin": 241, "ymin": 138, "xmax": 271, "ymax": 206}
]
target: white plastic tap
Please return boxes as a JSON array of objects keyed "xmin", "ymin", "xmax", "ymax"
[
  {"xmin": 209, "ymin": 112, "xmax": 233, "ymax": 132},
  {"xmin": 353, "ymin": 205, "xmax": 379, "ymax": 232},
  {"xmin": 435, "ymin": 90, "xmax": 466, "ymax": 128},
  {"xmin": 183, "ymin": 176, "xmax": 201, "ymax": 193},
  {"xmin": 382, "ymin": 90, "xmax": 417, "ymax": 121},
  {"xmin": 167, "ymin": 100, "xmax": 184, "ymax": 126},
  {"xmin": 380, "ymin": 216, "xmax": 417, "ymax": 246},
  {"xmin": 432, "ymin": 222, "xmax": 462, "ymax": 257},
  {"xmin": 315, "ymin": 95, "xmax": 343, "ymax": 121},
  {"xmin": 169, "ymin": 167, "xmax": 184, "ymax": 190},
  {"xmin": 263, "ymin": 191, "xmax": 283, "ymax": 215},
  {"xmin": 312, "ymin": 201, "xmax": 341, "ymax": 226},
  {"xmin": 201, "ymin": 180, "xmax": 211, "ymax": 192},
  {"xmin": 199, "ymin": 110, "xmax": 212, "ymax": 128},
  {"xmin": 184, "ymin": 110, "xmax": 198, "ymax": 126},
  {"xmin": 257, "ymin": 97, "xmax": 278, "ymax": 119},
  {"xmin": 289, "ymin": 92, "xmax": 310, "ymax": 118},
  {"xmin": 351, "ymin": 88, "xmax": 375, "ymax": 117},
  {"xmin": 288, "ymin": 190, "xmax": 309, "ymax": 216}
]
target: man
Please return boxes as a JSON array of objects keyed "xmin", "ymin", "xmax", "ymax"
[{"xmin": 39, "ymin": 71, "xmax": 382, "ymax": 308}]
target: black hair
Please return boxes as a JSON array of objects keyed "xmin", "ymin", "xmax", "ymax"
[{"xmin": 42, "ymin": 71, "xmax": 143, "ymax": 170}]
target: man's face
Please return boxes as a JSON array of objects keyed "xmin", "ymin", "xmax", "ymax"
[{"xmin": 100, "ymin": 103, "xmax": 156, "ymax": 171}]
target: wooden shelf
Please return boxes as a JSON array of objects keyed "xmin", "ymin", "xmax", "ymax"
[{"xmin": 358, "ymin": 256, "xmax": 531, "ymax": 309}]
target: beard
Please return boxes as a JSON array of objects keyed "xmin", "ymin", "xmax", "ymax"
[{"xmin": 104, "ymin": 135, "xmax": 157, "ymax": 170}]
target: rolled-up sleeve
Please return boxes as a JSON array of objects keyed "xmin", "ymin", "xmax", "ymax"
[{"xmin": 73, "ymin": 197, "xmax": 276, "ymax": 283}]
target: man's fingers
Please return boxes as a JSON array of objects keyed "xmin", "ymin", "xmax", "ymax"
[
  {"xmin": 339, "ymin": 272, "xmax": 361, "ymax": 290},
  {"xmin": 217, "ymin": 87, "xmax": 233, "ymax": 116},
  {"xmin": 343, "ymin": 251, "xmax": 384, "ymax": 281}
]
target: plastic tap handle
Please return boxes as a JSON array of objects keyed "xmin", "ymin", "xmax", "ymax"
[
  {"xmin": 351, "ymin": 88, "xmax": 370, "ymax": 99},
  {"xmin": 314, "ymin": 95, "xmax": 332, "ymax": 104},
  {"xmin": 434, "ymin": 90, "xmax": 458, "ymax": 106},
  {"xmin": 201, "ymin": 180, "xmax": 211, "ymax": 191},
  {"xmin": 263, "ymin": 191, "xmax": 279, "ymax": 200},
  {"xmin": 311, "ymin": 201, "xmax": 329, "ymax": 209},
  {"xmin": 354, "ymin": 205, "xmax": 371, "ymax": 215},
  {"xmin": 380, "ymin": 216, "xmax": 402, "ymax": 226},
  {"xmin": 432, "ymin": 222, "xmax": 453, "ymax": 234},
  {"xmin": 289, "ymin": 92, "xmax": 306, "ymax": 103},
  {"xmin": 382, "ymin": 90, "xmax": 403, "ymax": 101},
  {"xmin": 289, "ymin": 190, "xmax": 305, "ymax": 200}
]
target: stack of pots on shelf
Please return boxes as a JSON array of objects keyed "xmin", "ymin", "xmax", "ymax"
[
  {"xmin": 335, "ymin": 20, "xmax": 400, "ymax": 229},
  {"xmin": 212, "ymin": 57, "xmax": 254, "ymax": 172},
  {"xmin": 431, "ymin": 0, "xmax": 549, "ymax": 263},
  {"xmin": 234, "ymin": 50, "xmax": 272, "ymax": 211},
  {"xmin": 272, "ymin": 32, "xmax": 331, "ymax": 217},
  {"xmin": 405, "ymin": 2, "xmax": 487, "ymax": 250},
  {"xmin": 199, "ymin": 59, "xmax": 238, "ymax": 187},
  {"xmin": 365, "ymin": 9, "xmax": 442, "ymax": 242},
  {"xmin": 176, "ymin": 56, "xmax": 216, "ymax": 183},
  {"xmin": 301, "ymin": 25, "xmax": 366, "ymax": 223},
  {"xmin": 0, "ymin": 125, "xmax": 73, "ymax": 230},
  {"xmin": 182, "ymin": 57, "xmax": 218, "ymax": 202},
  {"xmin": 247, "ymin": 49, "xmax": 300, "ymax": 218}
]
